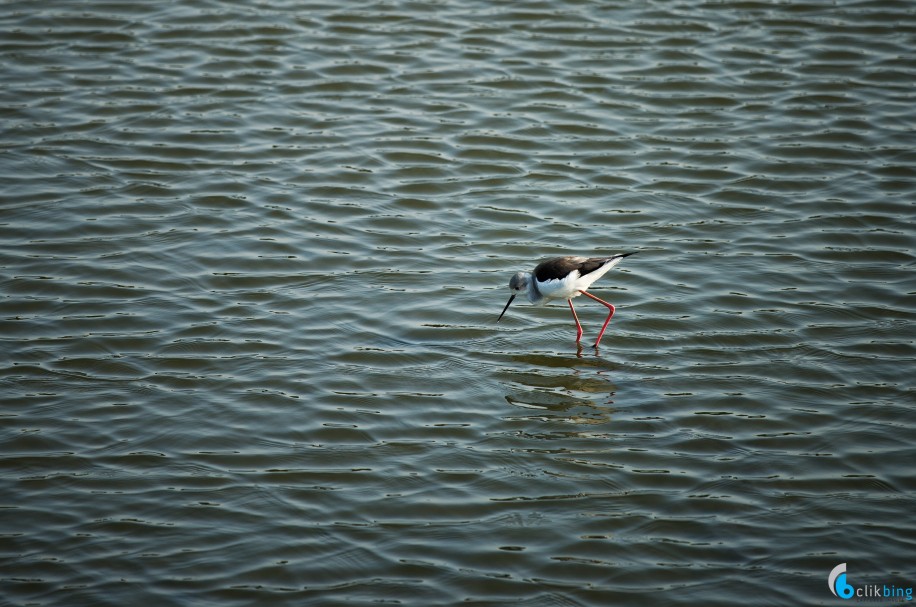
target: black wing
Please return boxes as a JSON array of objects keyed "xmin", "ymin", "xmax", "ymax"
[{"xmin": 533, "ymin": 253, "xmax": 636, "ymax": 283}]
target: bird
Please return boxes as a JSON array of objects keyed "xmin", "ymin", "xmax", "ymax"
[{"xmin": 497, "ymin": 252, "xmax": 637, "ymax": 348}]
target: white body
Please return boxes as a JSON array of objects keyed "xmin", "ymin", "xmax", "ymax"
[{"xmin": 526, "ymin": 255, "xmax": 626, "ymax": 305}]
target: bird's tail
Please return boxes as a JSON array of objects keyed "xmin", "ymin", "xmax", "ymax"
[{"xmin": 596, "ymin": 251, "xmax": 637, "ymax": 270}]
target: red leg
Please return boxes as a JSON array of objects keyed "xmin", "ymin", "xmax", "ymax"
[
  {"xmin": 579, "ymin": 290, "xmax": 616, "ymax": 347},
  {"xmin": 567, "ymin": 298, "xmax": 583, "ymax": 342}
]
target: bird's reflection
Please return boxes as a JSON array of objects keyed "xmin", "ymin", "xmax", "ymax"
[{"xmin": 502, "ymin": 365, "xmax": 617, "ymax": 427}]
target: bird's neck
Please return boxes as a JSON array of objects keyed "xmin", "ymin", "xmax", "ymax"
[{"xmin": 527, "ymin": 274, "xmax": 542, "ymax": 303}]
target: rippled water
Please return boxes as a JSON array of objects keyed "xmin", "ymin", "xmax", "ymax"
[{"xmin": 2, "ymin": 1, "xmax": 914, "ymax": 605}]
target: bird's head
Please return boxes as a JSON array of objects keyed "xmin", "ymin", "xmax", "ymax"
[{"xmin": 497, "ymin": 272, "xmax": 530, "ymax": 323}]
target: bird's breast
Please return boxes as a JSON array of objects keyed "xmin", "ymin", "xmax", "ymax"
[{"xmin": 533, "ymin": 273, "xmax": 580, "ymax": 302}]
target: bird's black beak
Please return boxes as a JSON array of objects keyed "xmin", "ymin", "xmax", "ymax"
[{"xmin": 497, "ymin": 294, "xmax": 516, "ymax": 323}]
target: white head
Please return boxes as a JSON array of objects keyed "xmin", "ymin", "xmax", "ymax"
[{"xmin": 497, "ymin": 271, "xmax": 531, "ymax": 322}]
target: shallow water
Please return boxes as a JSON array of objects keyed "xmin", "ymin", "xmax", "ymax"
[{"xmin": 2, "ymin": 1, "xmax": 914, "ymax": 605}]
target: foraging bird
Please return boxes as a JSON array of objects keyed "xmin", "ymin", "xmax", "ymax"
[{"xmin": 497, "ymin": 253, "xmax": 636, "ymax": 347}]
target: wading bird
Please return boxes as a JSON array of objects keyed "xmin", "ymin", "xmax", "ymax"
[{"xmin": 497, "ymin": 253, "xmax": 636, "ymax": 348}]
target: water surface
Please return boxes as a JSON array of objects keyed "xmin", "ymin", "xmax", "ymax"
[{"xmin": 2, "ymin": 1, "xmax": 914, "ymax": 605}]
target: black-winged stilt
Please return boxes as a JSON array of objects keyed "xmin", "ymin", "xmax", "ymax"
[{"xmin": 497, "ymin": 253, "xmax": 637, "ymax": 348}]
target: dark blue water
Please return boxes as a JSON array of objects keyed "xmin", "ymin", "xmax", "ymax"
[{"xmin": 2, "ymin": 1, "xmax": 914, "ymax": 605}]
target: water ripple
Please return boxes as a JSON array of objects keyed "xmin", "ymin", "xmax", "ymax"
[{"xmin": 2, "ymin": 1, "xmax": 915, "ymax": 605}]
